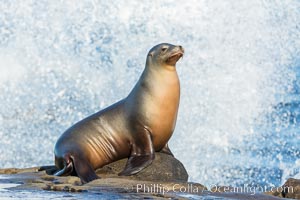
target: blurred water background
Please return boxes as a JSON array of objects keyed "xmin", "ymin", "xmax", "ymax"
[{"xmin": 0, "ymin": 0, "xmax": 299, "ymax": 188}]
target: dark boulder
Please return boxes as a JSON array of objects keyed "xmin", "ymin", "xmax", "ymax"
[
  {"xmin": 96, "ymin": 152, "xmax": 188, "ymax": 182},
  {"xmin": 266, "ymin": 178, "xmax": 300, "ymax": 199},
  {"xmin": 281, "ymin": 178, "xmax": 300, "ymax": 199}
]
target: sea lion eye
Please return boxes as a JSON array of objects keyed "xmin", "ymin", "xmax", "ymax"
[{"xmin": 161, "ymin": 47, "xmax": 168, "ymax": 52}]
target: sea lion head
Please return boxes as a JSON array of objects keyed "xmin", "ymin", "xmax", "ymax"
[{"xmin": 147, "ymin": 43, "xmax": 184, "ymax": 69}]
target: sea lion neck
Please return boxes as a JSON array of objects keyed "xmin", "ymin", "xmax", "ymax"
[
  {"xmin": 126, "ymin": 63, "xmax": 179, "ymax": 102},
  {"xmin": 145, "ymin": 62, "xmax": 177, "ymax": 73}
]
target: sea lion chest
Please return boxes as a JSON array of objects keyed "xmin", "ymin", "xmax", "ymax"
[{"xmin": 142, "ymin": 70, "xmax": 180, "ymax": 150}]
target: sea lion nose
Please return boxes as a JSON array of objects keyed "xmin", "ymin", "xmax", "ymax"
[{"xmin": 178, "ymin": 45, "xmax": 184, "ymax": 53}]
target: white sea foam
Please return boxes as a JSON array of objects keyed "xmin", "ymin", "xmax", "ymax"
[{"xmin": 0, "ymin": 53, "xmax": 25, "ymax": 83}]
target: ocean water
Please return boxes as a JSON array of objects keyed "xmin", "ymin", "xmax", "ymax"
[{"xmin": 0, "ymin": 0, "xmax": 299, "ymax": 189}]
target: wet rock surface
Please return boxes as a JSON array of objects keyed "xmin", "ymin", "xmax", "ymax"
[
  {"xmin": 267, "ymin": 178, "xmax": 300, "ymax": 199},
  {"xmin": 0, "ymin": 153, "xmax": 286, "ymax": 199},
  {"xmin": 95, "ymin": 153, "xmax": 189, "ymax": 182}
]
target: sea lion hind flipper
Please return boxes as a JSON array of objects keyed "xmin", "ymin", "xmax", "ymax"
[
  {"xmin": 39, "ymin": 165, "xmax": 58, "ymax": 175},
  {"xmin": 54, "ymin": 161, "xmax": 74, "ymax": 176},
  {"xmin": 72, "ymin": 156, "xmax": 99, "ymax": 184},
  {"xmin": 159, "ymin": 143, "xmax": 174, "ymax": 156},
  {"xmin": 119, "ymin": 126, "xmax": 155, "ymax": 176},
  {"xmin": 118, "ymin": 154, "xmax": 155, "ymax": 176}
]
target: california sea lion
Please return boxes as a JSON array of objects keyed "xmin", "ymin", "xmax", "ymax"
[{"xmin": 54, "ymin": 43, "xmax": 184, "ymax": 183}]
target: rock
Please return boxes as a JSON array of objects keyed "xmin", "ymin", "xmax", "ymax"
[
  {"xmin": 266, "ymin": 178, "xmax": 300, "ymax": 199},
  {"xmin": 280, "ymin": 178, "xmax": 300, "ymax": 199},
  {"xmin": 0, "ymin": 154, "xmax": 284, "ymax": 199},
  {"xmin": 0, "ymin": 167, "xmax": 40, "ymax": 174},
  {"xmin": 265, "ymin": 189, "xmax": 284, "ymax": 198},
  {"xmin": 0, "ymin": 167, "xmax": 282, "ymax": 199},
  {"xmin": 209, "ymin": 185, "xmax": 284, "ymax": 200},
  {"xmin": 0, "ymin": 167, "xmax": 203, "ymax": 199},
  {"xmin": 41, "ymin": 152, "xmax": 188, "ymax": 182},
  {"xmin": 96, "ymin": 152, "xmax": 189, "ymax": 182}
]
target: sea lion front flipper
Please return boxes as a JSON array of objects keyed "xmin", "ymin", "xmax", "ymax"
[
  {"xmin": 119, "ymin": 127, "xmax": 155, "ymax": 176},
  {"xmin": 72, "ymin": 156, "xmax": 99, "ymax": 184},
  {"xmin": 118, "ymin": 154, "xmax": 155, "ymax": 176},
  {"xmin": 159, "ymin": 143, "xmax": 174, "ymax": 157},
  {"xmin": 39, "ymin": 165, "xmax": 58, "ymax": 175}
]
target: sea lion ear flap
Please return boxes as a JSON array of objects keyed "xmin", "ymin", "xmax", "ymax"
[{"xmin": 148, "ymin": 51, "xmax": 154, "ymax": 57}]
